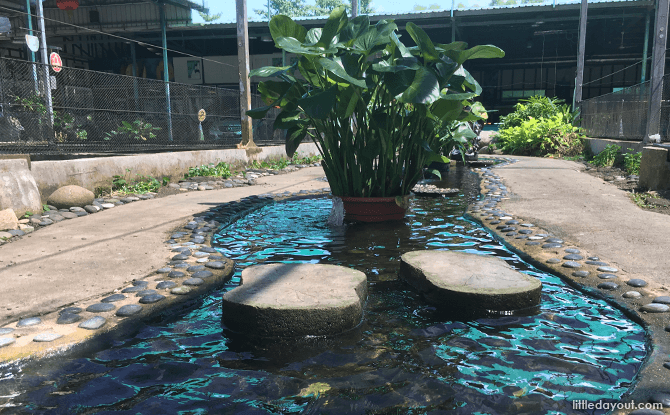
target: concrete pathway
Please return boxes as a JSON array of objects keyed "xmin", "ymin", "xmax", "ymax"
[{"xmin": 0, "ymin": 167, "xmax": 327, "ymax": 327}]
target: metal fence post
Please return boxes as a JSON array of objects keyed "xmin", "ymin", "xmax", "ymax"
[
  {"xmin": 236, "ymin": 0, "xmax": 254, "ymax": 147},
  {"xmin": 160, "ymin": 2, "xmax": 173, "ymax": 142},
  {"xmin": 646, "ymin": 0, "xmax": 669, "ymax": 142},
  {"xmin": 574, "ymin": 0, "xmax": 588, "ymax": 107},
  {"xmin": 36, "ymin": 0, "xmax": 53, "ymax": 127}
]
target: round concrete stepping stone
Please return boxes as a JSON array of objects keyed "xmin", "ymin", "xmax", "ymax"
[
  {"xmin": 505, "ymin": 220, "xmax": 519, "ymax": 225},
  {"xmin": 139, "ymin": 294, "xmax": 166, "ymax": 304},
  {"xmin": 136, "ymin": 289, "xmax": 158, "ymax": 297},
  {"xmin": 192, "ymin": 270, "xmax": 214, "ymax": 279},
  {"xmin": 156, "ymin": 281, "xmax": 177, "ymax": 290},
  {"xmin": 526, "ymin": 241, "xmax": 540, "ymax": 246},
  {"xmin": 17, "ymin": 317, "xmax": 41, "ymax": 327},
  {"xmin": 101, "ymin": 294, "xmax": 126, "ymax": 303},
  {"xmin": 528, "ymin": 236, "xmax": 544, "ymax": 240},
  {"xmin": 59, "ymin": 307, "xmax": 82, "ymax": 315},
  {"xmin": 623, "ymin": 291, "xmax": 642, "ymax": 299},
  {"xmin": 563, "ymin": 254, "xmax": 583, "ymax": 261},
  {"xmin": 399, "ymin": 251, "xmax": 541, "ymax": 313},
  {"xmin": 183, "ymin": 278, "xmax": 204, "ymax": 286},
  {"xmin": 57, "ymin": 313, "xmax": 82, "ymax": 324},
  {"xmin": 546, "ymin": 258, "xmax": 561, "ymax": 264},
  {"xmin": 598, "ymin": 273, "xmax": 617, "ymax": 279},
  {"xmin": 518, "ymin": 229, "xmax": 533, "ymax": 234},
  {"xmin": 0, "ymin": 337, "xmax": 15, "ymax": 347},
  {"xmin": 222, "ymin": 263, "xmax": 367, "ymax": 337},
  {"xmin": 156, "ymin": 267, "xmax": 172, "ymax": 274},
  {"xmin": 205, "ymin": 261, "xmax": 226, "ymax": 269},
  {"xmin": 172, "ymin": 253, "xmax": 190, "ymax": 261},
  {"xmin": 515, "ymin": 235, "xmax": 528, "ymax": 240},
  {"xmin": 101, "ymin": 203, "xmax": 115, "ymax": 209},
  {"xmin": 572, "ymin": 271, "xmax": 589, "ymax": 278},
  {"xmin": 193, "ymin": 252, "xmax": 210, "ymax": 258},
  {"xmin": 33, "ymin": 333, "xmax": 63, "ymax": 342},
  {"xmin": 545, "ymin": 238, "xmax": 563, "ymax": 244},
  {"xmin": 171, "ymin": 286, "xmax": 191, "ymax": 295},
  {"xmin": 132, "ymin": 280, "xmax": 149, "ymax": 287},
  {"xmin": 649, "ymin": 393, "xmax": 670, "ymax": 408},
  {"xmin": 521, "ymin": 223, "xmax": 534, "ymax": 227},
  {"xmin": 116, "ymin": 304, "xmax": 143, "ymax": 317},
  {"xmin": 641, "ymin": 303, "xmax": 670, "ymax": 313},
  {"xmin": 587, "ymin": 256, "xmax": 599, "ymax": 261},
  {"xmin": 597, "ymin": 266, "xmax": 618, "ymax": 273},
  {"xmin": 86, "ymin": 303, "xmax": 115, "ymax": 313},
  {"xmin": 168, "ymin": 271, "xmax": 186, "ymax": 279},
  {"xmin": 122, "ymin": 286, "xmax": 144, "ymax": 293},
  {"xmin": 562, "ymin": 261, "xmax": 582, "ymax": 269},
  {"xmin": 586, "ymin": 260, "xmax": 608, "ymax": 266},
  {"xmin": 173, "ymin": 263, "xmax": 189, "ymax": 269},
  {"xmin": 627, "ymin": 279, "xmax": 648, "ymax": 288},
  {"xmin": 651, "ymin": 296, "xmax": 670, "ymax": 305},
  {"xmin": 196, "ymin": 258, "xmax": 209, "ymax": 263},
  {"xmin": 79, "ymin": 316, "xmax": 107, "ymax": 330},
  {"xmin": 199, "ymin": 247, "xmax": 218, "ymax": 253},
  {"xmin": 187, "ymin": 265, "xmax": 206, "ymax": 272},
  {"xmin": 490, "ymin": 221, "xmax": 500, "ymax": 225},
  {"xmin": 564, "ymin": 248, "xmax": 580, "ymax": 254},
  {"xmin": 0, "ymin": 328, "xmax": 14, "ymax": 335},
  {"xmin": 542, "ymin": 243, "xmax": 563, "ymax": 249},
  {"xmin": 598, "ymin": 282, "xmax": 619, "ymax": 290}
]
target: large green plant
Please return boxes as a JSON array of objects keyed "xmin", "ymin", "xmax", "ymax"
[{"xmin": 248, "ymin": 7, "xmax": 503, "ymax": 197}]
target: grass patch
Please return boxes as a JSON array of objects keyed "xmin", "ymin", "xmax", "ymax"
[
  {"xmin": 185, "ymin": 161, "xmax": 232, "ymax": 179},
  {"xmin": 112, "ymin": 173, "xmax": 169, "ymax": 195}
]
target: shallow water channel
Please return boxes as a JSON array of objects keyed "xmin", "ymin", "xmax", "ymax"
[{"xmin": 1, "ymin": 168, "xmax": 647, "ymax": 414}]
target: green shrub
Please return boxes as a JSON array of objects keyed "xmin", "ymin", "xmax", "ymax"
[
  {"xmin": 623, "ymin": 149, "xmax": 642, "ymax": 175},
  {"xmin": 185, "ymin": 162, "xmax": 232, "ymax": 178},
  {"xmin": 112, "ymin": 174, "xmax": 167, "ymax": 194},
  {"xmin": 590, "ymin": 144, "xmax": 621, "ymax": 167},
  {"xmin": 496, "ymin": 96, "xmax": 583, "ymax": 157}
]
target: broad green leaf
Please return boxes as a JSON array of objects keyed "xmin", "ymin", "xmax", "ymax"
[
  {"xmin": 298, "ymin": 86, "xmax": 337, "ymax": 119},
  {"xmin": 444, "ymin": 44, "xmax": 505, "ymax": 65},
  {"xmin": 305, "ymin": 28, "xmax": 322, "ymax": 45},
  {"xmin": 339, "ymin": 15, "xmax": 370, "ymax": 45},
  {"xmin": 406, "ymin": 23, "xmax": 439, "ymax": 62},
  {"xmin": 318, "ymin": 58, "xmax": 367, "ymax": 88},
  {"xmin": 246, "ymin": 106, "xmax": 272, "ymax": 119},
  {"xmin": 398, "ymin": 67, "xmax": 440, "ymax": 105},
  {"xmin": 249, "ymin": 66, "xmax": 291, "ymax": 78},
  {"xmin": 336, "ymin": 85, "xmax": 360, "ymax": 118},
  {"xmin": 273, "ymin": 110, "xmax": 303, "ymax": 129},
  {"xmin": 122, "ymin": 121, "xmax": 132, "ymax": 128},
  {"xmin": 318, "ymin": 6, "xmax": 348, "ymax": 48},
  {"xmin": 286, "ymin": 124, "xmax": 308, "ymax": 157},
  {"xmin": 276, "ymin": 37, "xmax": 337, "ymax": 56},
  {"xmin": 435, "ymin": 41, "xmax": 468, "ymax": 51},
  {"xmin": 431, "ymin": 99, "xmax": 464, "ymax": 121},
  {"xmin": 269, "ymin": 15, "xmax": 307, "ymax": 44},
  {"xmin": 469, "ymin": 101, "xmax": 489, "ymax": 119},
  {"xmin": 440, "ymin": 90, "xmax": 478, "ymax": 101},
  {"xmin": 372, "ymin": 57, "xmax": 419, "ymax": 73},
  {"xmin": 257, "ymin": 80, "xmax": 292, "ymax": 105},
  {"xmin": 385, "ymin": 70, "xmax": 416, "ymax": 97}
]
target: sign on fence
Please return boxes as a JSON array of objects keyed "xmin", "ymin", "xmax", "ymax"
[{"xmin": 49, "ymin": 52, "xmax": 62, "ymax": 73}]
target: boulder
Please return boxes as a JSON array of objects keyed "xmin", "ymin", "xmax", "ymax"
[
  {"xmin": 46, "ymin": 185, "xmax": 95, "ymax": 209},
  {"xmin": 400, "ymin": 250, "xmax": 542, "ymax": 314},
  {"xmin": 0, "ymin": 208, "xmax": 19, "ymax": 231},
  {"xmin": 0, "ymin": 158, "xmax": 42, "ymax": 218},
  {"xmin": 222, "ymin": 263, "xmax": 367, "ymax": 337}
]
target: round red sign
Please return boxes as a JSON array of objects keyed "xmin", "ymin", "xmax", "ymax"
[{"xmin": 50, "ymin": 52, "xmax": 62, "ymax": 73}]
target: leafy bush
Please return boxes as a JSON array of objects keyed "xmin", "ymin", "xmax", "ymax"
[
  {"xmin": 590, "ymin": 144, "xmax": 621, "ymax": 167},
  {"xmin": 623, "ymin": 149, "xmax": 642, "ymax": 175},
  {"xmin": 500, "ymin": 96, "xmax": 576, "ymax": 130},
  {"xmin": 112, "ymin": 174, "xmax": 167, "ymax": 194},
  {"xmin": 496, "ymin": 112, "xmax": 583, "ymax": 157},
  {"xmin": 248, "ymin": 154, "xmax": 323, "ymax": 170},
  {"xmin": 185, "ymin": 161, "xmax": 232, "ymax": 178}
]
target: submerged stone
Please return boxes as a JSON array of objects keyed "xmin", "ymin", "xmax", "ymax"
[
  {"xmin": 222, "ymin": 263, "xmax": 367, "ymax": 337},
  {"xmin": 399, "ymin": 250, "xmax": 541, "ymax": 313}
]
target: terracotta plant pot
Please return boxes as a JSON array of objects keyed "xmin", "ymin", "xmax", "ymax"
[{"xmin": 340, "ymin": 196, "xmax": 410, "ymax": 222}]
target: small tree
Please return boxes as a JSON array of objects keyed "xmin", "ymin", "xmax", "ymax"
[{"xmin": 198, "ymin": 11, "xmax": 222, "ymax": 22}]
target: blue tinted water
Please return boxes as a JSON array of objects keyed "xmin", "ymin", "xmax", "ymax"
[{"xmin": 0, "ymin": 193, "xmax": 646, "ymax": 414}]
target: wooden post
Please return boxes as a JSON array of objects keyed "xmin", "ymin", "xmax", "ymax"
[
  {"xmin": 646, "ymin": 0, "xmax": 670, "ymax": 142},
  {"xmin": 352, "ymin": 0, "xmax": 358, "ymax": 17},
  {"xmin": 160, "ymin": 3, "xmax": 173, "ymax": 141},
  {"xmin": 573, "ymin": 0, "xmax": 588, "ymax": 107},
  {"xmin": 36, "ymin": 0, "xmax": 53, "ymax": 127},
  {"xmin": 236, "ymin": 0, "xmax": 254, "ymax": 147}
]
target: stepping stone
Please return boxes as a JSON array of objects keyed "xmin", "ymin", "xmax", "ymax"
[
  {"xmin": 627, "ymin": 279, "xmax": 648, "ymax": 288},
  {"xmin": 640, "ymin": 303, "xmax": 670, "ymax": 313},
  {"xmin": 650, "ymin": 393, "xmax": 670, "ymax": 408},
  {"xmin": 86, "ymin": 303, "xmax": 115, "ymax": 313},
  {"xmin": 199, "ymin": 247, "xmax": 218, "ymax": 253},
  {"xmin": 79, "ymin": 316, "xmax": 107, "ymax": 330},
  {"xmin": 192, "ymin": 270, "xmax": 214, "ymax": 279},
  {"xmin": 205, "ymin": 261, "xmax": 227, "ymax": 269},
  {"xmin": 171, "ymin": 286, "xmax": 191, "ymax": 295},
  {"xmin": 521, "ymin": 224, "xmax": 534, "ymax": 227},
  {"xmin": 563, "ymin": 254, "xmax": 583, "ymax": 261},
  {"xmin": 132, "ymin": 280, "xmax": 149, "ymax": 287},
  {"xmin": 136, "ymin": 289, "xmax": 158, "ymax": 297},
  {"xmin": 562, "ymin": 261, "xmax": 582, "ymax": 269},
  {"xmin": 139, "ymin": 294, "xmax": 165, "ymax": 304},
  {"xmin": 572, "ymin": 271, "xmax": 589, "ymax": 278},
  {"xmin": 223, "ymin": 263, "xmax": 367, "ymax": 337},
  {"xmin": 173, "ymin": 263, "xmax": 189, "ymax": 269},
  {"xmin": 623, "ymin": 291, "xmax": 642, "ymax": 299},
  {"xmin": 597, "ymin": 266, "xmax": 618, "ymax": 273},
  {"xmin": 0, "ymin": 337, "xmax": 15, "ymax": 347},
  {"xmin": 518, "ymin": 229, "xmax": 533, "ymax": 234},
  {"xmin": 515, "ymin": 235, "xmax": 528, "ymax": 240},
  {"xmin": 587, "ymin": 257, "xmax": 599, "ymax": 261},
  {"xmin": 598, "ymin": 282, "xmax": 619, "ymax": 290},
  {"xmin": 545, "ymin": 238, "xmax": 563, "ymax": 244},
  {"xmin": 116, "ymin": 304, "xmax": 143, "ymax": 317},
  {"xmin": 586, "ymin": 261, "xmax": 608, "ymax": 266},
  {"xmin": 598, "ymin": 273, "xmax": 617, "ymax": 279},
  {"xmin": 564, "ymin": 248, "xmax": 581, "ymax": 254},
  {"xmin": 546, "ymin": 258, "xmax": 561, "ymax": 264},
  {"xmin": 542, "ymin": 243, "xmax": 563, "ymax": 249},
  {"xmin": 59, "ymin": 307, "xmax": 82, "ymax": 315},
  {"xmin": 122, "ymin": 286, "xmax": 144, "ymax": 293},
  {"xmin": 528, "ymin": 236, "xmax": 544, "ymax": 240},
  {"xmin": 187, "ymin": 265, "xmax": 206, "ymax": 272},
  {"xmin": 172, "ymin": 253, "xmax": 190, "ymax": 261},
  {"xmin": 57, "ymin": 313, "xmax": 82, "ymax": 324},
  {"xmin": 399, "ymin": 251, "xmax": 541, "ymax": 314},
  {"xmin": 183, "ymin": 278, "xmax": 204, "ymax": 286},
  {"xmin": 101, "ymin": 294, "xmax": 126, "ymax": 303},
  {"xmin": 33, "ymin": 333, "xmax": 63, "ymax": 342},
  {"xmin": 156, "ymin": 267, "xmax": 172, "ymax": 274},
  {"xmin": 653, "ymin": 296, "xmax": 670, "ymax": 305},
  {"xmin": 168, "ymin": 271, "xmax": 185, "ymax": 279},
  {"xmin": 156, "ymin": 281, "xmax": 177, "ymax": 290},
  {"xmin": 0, "ymin": 328, "xmax": 14, "ymax": 335},
  {"xmin": 526, "ymin": 241, "xmax": 540, "ymax": 246},
  {"xmin": 17, "ymin": 317, "xmax": 41, "ymax": 327}
]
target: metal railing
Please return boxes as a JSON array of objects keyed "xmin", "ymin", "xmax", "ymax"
[{"xmin": 0, "ymin": 57, "xmax": 282, "ymax": 155}]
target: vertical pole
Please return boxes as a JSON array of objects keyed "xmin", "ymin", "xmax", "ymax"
[
  {"xmin": 26, "ymin": 0, "xmax": 38, "ymax": 93},
  {"xmin": 130, "ymin": 41, "xmax": 139, "ymax": 109},
  {"xmin": 646, "ymin": 0, "xmax": 670, "ymax": 142},
  {"xmin": 236, "ymin": 0, "xmax": 253, "ymax": 147},
  {"xmin": 36, "ymin": 0, "xmax": 53, "ymax": 126},
  {"xmin": 574, "ymin": 0, "xmax": 588, "ymax": 107},
  {"xmin": 642, "ymin": 11, "xmax": 650, "ymax": 83},
  {"xmin": 352, "ymin": 0, "xmax": 358, "ymax": 17},
  {"xmin": 160, "ymin": 3, "xmax": 173, "ymax": 141},
  {"xmin": 451, "ymin": 0, "xmax": 455, "ymax": 42}
]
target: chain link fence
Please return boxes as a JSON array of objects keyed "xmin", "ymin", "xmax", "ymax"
[{"xmin": 0, "ymin": 57, "xmax": 283, "ymax": 155}]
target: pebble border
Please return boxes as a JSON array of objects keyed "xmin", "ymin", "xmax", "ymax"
[{"xmin": 467, "ymin": 157, "xmax": 670, "ymax": 414}]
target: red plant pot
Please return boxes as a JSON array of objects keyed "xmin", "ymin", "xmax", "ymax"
[{"xmin": 340, "ymin": 196, "xmax": 409, "ymax": 222}]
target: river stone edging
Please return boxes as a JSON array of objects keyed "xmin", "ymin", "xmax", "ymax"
[
  {"xmin": 399, "ymin": 250, "xmax": 541, "ymax": 314},
  {"xmin": 222, "ymin": 263, "xmax": 367, "ymax": 337}
]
